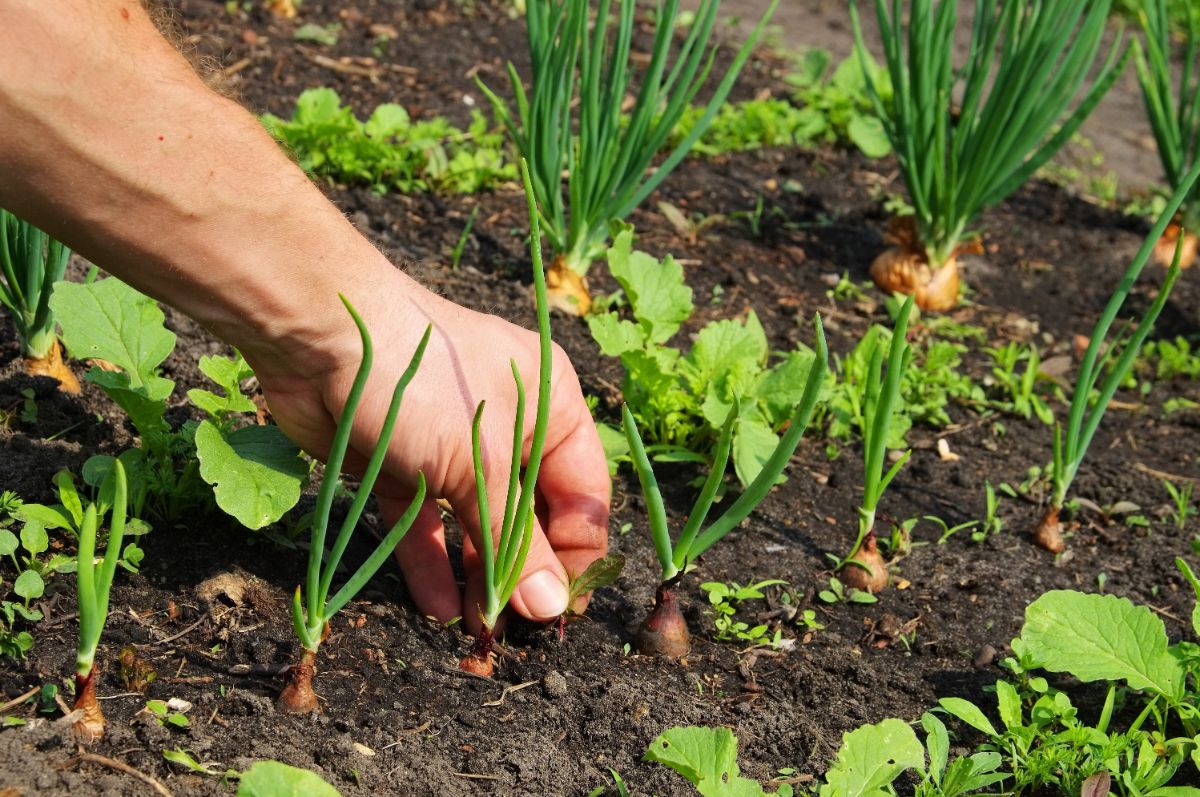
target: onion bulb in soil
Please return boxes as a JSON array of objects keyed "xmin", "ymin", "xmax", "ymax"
[
  {"xmin": 277, "ymin": 649, "xmax": 319, "ymax": 714},
  {"xmin": 1153, "ymin": 223, "xmax": 1197, "ymax": 270},
  {"xmin": 841, "ymin": 533, "xmax": 889, "ymax": 593},
  {"xmin": 1034, "ymin": 506, "xmax": 1066, "ymax": 553},
  {"xmin": 458, "ymin": 629, "xmax": 496, "ymax": 677},
  {"xmin": 636, "ymin": 584, "xmax": 690, "ymax": 658},
  {"xmin": 72, "ymin": 669, "xmax": 105, "ymax": 742},
  {"xmin": 870, "ymin": 248, "xmax": 960, "ymax": 312},
  {"xmin": 543, "ymin": 256, "xmax": 592, "ymax": 316},
  {"xmin": 26, "ymin": 339, "xmax": 80, "ymax": 393}
]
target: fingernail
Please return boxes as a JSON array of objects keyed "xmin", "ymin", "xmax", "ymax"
[{"xmin": 519, "ymin": 569, "xmax": 568, "ymax": 619}]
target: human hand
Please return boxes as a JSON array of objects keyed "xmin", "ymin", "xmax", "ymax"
[{"xmin": 247, "ymin": 267, "xmax": 611, "ymax": 634}]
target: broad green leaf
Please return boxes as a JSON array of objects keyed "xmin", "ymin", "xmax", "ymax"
[
  {"xmin": 567, "ymin": 554, "xmax": 626, "ymax": 607},
  {"xmin": 819, "ymin": 718, "xmax": 924, "ymax": 797},
  {"xmin": 1147, "ymin": 789, "xmax": 1200, "ymax": 796},
  {"xmin": 0, "ymin": 530, "xmax": 17, "ymax": 557},
  {"xmin": 13, "ymin": 570, "xmax": 43, "ymax": 602},
  {"xmin": 54, "ymin": 470, "xmax": 82, "ymax": 529},
  {"xmin": 294, "ymin": 88, "xmax": 344, "ymax": 126},
  {"xmin": 758, "ymin": 348, "xmax": 821, "ymax": 426},
  {"xmin": 920, "ymin": 713, "xmax": 948, "ymax": 783},
  {"xmin": 51, "ymin": 279, "xmax": 176, "ymax": 388},
  {"xmin": 995, "ymin": 679, "xmax": 1022, "ymax": 730},
  {"xmin": 87, "ymin": 369, "xmax": 171, "ymax": 440},
  {"xmin": 194, "ymin": 421, "xmax": 307, "ymax": 530},
  {"xmin": 15, "ymin": 504, "xmax": 72, "ymax": 531},
  {"xmin": 1021, "ymin": 590, "xmax": 1184, "ymax": 700},
  {"xmin": 847, "ymin": 114, "xmax": 891, "ymax": 158},
  {"xmin": 732, "ymin": 414, "xmax": 782, "ymax": 488},
  {"xmin": 644, "ymin": 726, "xmax": 769, "ymax": 797},
  {"xmin": 682, "ymin": 313, "xmax": 768, "ymax": 392},
  {"xmin": 19, "ymin": 522, "xmax": 48, "ymax": 557},
  {"xmin": 1174, "ymin": 558, "xmax": 1200, "ymax": 639},
  {"xmin": 606, "ymin": 229, "xmax": 693, "ymax": 345},
  {"xmin": 587, "ymin": 313, "xmax": 645, "ymax": 357},
  {"xmin": 938, "ymin": 697, "xmax": 998, "ymax": 737},
  {"xmin": 236, "ymin": 761, "xmax": 342, "ymax": 797}
]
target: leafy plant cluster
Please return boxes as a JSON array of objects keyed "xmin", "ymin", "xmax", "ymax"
[
  {"xmin": 783, "ymin": 48, "xmax": 892, "ymax": 158},
  {"xmin": 261, "ymin": 88, "xmax": 515, "ymax": 195},
  {"xmin": 589, "ymin": 227, "xmax": 826, "ymax": 487},
  {"xmin": 50, "ymin": 277, "xmax": 307, "ymax": 529}
]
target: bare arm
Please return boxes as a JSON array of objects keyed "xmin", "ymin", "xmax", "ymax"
[{"xmin": 0, "ymin": 0, "xmax": 611, "ymax": 626}]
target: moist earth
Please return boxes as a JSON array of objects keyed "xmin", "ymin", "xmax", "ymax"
[{"xmin": 1, "ymin": 2, "xmax": 1198, "ymax": 795}]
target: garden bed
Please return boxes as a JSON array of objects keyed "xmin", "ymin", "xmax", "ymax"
[{"xmin": 1, "ymin": 1, "xmax": 1198, "ymax": 794}]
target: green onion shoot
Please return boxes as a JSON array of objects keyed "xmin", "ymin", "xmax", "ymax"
[
  {"xmin": 842, "ymin": 295, "xmax": 914, "ymax": 593},
  {"xmin": 851, "ymin": 0, "xmax": 1126, "ymax": 310},
  {"xmin": 1134, "ymin": 0, "xmax": 1200, "ymax": 268},
  {"xmin": 1037, "ymin": 157, "xmax": 1200, "ymax": 552},
  {"xmin": 277, "ymin": 301, "xmax": 431, "ymax": 713},
  {"xmin": 478, "ymin": 0, "xmax": 777, "ymax": 314},
  {"xmin": 622, "ymin": 314, "xmax": 828, "ymax": 657},
  {"xmin": 73, "ymin": 460, "xmax": 129, "ymax": 741},
  {"xmin": 0, "ymin": 209, "xmax": 79, "ymax": 391},
  {"xmin": 458, "ymin": 159, "xmax": 553, "ymax": 677}
]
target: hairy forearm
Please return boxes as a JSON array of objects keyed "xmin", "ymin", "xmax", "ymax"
[{"xmin": 0, "ymin": 0, "xmax": 410, "ymax": 371}]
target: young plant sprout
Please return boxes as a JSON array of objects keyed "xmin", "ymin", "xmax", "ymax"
[
  {"xmin": 73, "ymin": 460, "xmax": 129, "ymax": 742},
  {"xmin": 459, "ymin": 160, "xmax": 553, "ymax": 677},
  {"xmin": 0, "ymin": 209, "xmax": 79, "ymax": 391},
  {"xmin": 278, "ymin": 301, "xmax": 431, "ymax": 713},
  {"xmin": 1037, "ymin": 159, "xmax": 1200, "ymax": 553},
  {"xmin": 850, "ymin": 0, "xmax": 1126, "ymax": 310},
  {"xmin": 1134, "ymin": 0, "xmax": 1200, "ymax": 268},
  {"xmin": 622, "ymin": 315, "xmax": 828, "ymax": 657},
  {"xmin": 841, "ymin": 296, "xmax": 914, "ymax": 593},
  {"xmin": 479, "ymin": 0, "xmax": 777, "ymax": 314}
]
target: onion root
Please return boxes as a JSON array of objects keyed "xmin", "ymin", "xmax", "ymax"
[{"xmin": 277, "ymin": 648, "xmax": 319, "ymax": 714}]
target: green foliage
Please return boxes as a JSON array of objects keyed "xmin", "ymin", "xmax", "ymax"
[
  {"xmin": 700, "ymin": 579, "xmax": 787, "ymax": 648},
  {"xmin": 817, "ymin": 576, "xmax": 877, "ymax": 605},
  {"xmin": 623, "ymin": 314, "xmax": 828, "ymax": 583},
  {"xmin": 144, "ymin": 699, "xmax": 190, "ymax": 728},
  {"xmin": 470, "ymin": 161, "xmax": 553, "ymax": 631},
  {"xmin": 75, "ymin": 461, "xmax": 129, "ymax": 677},
  {"xmin": 261, "ymin": 88, "xmax": 515, "ymax": 195},
  {"xmin": 784, "ymin": 49, "xmax": 892, "ymax": 158},
  {"xmin": 1134, "ymin": 0, "xmax": 1200, "ymax": 229},
  {"xmin": 1050, "ymin": 165, "xmax": 1200, "ymax": 510},
  {"xmin": 645, "ymin": 726, "xmax": 777, "ymax": 796},
  {"xmin": 590, "ymin": 228, "xmax": 827, "ymax": 486},
  {"xmin": 984, "ymin": 341, "xmax": 1056, "ymax": 424},
  {"xmin": 292, "ymin": 300, "xmax": 429, "ymax": 653},
  {"xmin": 1164, "ymin": 480, "xmax": 1197, "ymax": 529},
  {"xmin": 851, "ymin": 0, "xmax": 1127, "ymax": 268},
  {"xmin": 0, "ymin": 209, "xmax": 70, "ymax": 359},
  {"xmin": 565, "ymin": 554, "xmax": 626, "ymax": 611},
  {"xmin": 1139, "ymin": 336, "xmax": 1200, "ymax": 381},
  {"xmin": 1021, "ymin": 590, "xmax": 1184, "ymax": 700},
  {"xmin": 51, "ymin": 278, "xmax": 306, "ymax": 527},
  {"xmin": 671, "ymin": 99, "xmax": 827, "ymax": 157},
  {"xmin": 479, "ymin": 0, "xmax": 777, "ymax": 276},
  {"xmin": 819, "ymin": 718, "xmax": 924, "ymax": 797},
  {"xmin": 236, "ymin": 761, "xmax": 342, "ymax": 797}
]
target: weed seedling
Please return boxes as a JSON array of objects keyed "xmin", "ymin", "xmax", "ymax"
[
  {"xmin": 278, "ymin": 302, "xmax": 431, "ymax": 713},
  {"xmin": 699, "ymin": 579, "xmax": 787, "ymax": 649},
  {"xmin": 817, "ymin": 576, "xmax": 877, "ymax": 605},
  {"xmin": 458, "ymin": 161, "xmax": 553, "ymax": 677},
  {"xmin": 623, "ymin": 316, "xmax": 828, "ymax": 656},
  {"xmin": 1163, "ymin": 480, "xmax": 1196, "ymax": 529}
]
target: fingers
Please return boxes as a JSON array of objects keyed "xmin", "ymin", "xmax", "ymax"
[
  {"xmin": 384, "ymin": 495, "xmax": 461, "ymax": 624},
  {"xmin": 533, "ymin": 385, "xmax": 612, "ymax": 612}
]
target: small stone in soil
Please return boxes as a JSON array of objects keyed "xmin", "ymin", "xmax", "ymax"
[{"xmin": 542, "ymin": 671, "xmax": 568, "ymax": 699}]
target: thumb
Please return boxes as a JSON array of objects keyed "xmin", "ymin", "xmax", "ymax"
[{"xmin": 505, "ymin": 520, "xmax": 571, "ymax": 621}]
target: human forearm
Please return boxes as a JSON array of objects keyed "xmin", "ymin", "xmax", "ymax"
[{"xmin": 0, "ymin": 0, "xmax": 409, "ymax": 371}]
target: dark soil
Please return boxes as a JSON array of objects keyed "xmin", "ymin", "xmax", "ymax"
[{"xmin": 2, "ymin": 2, "xmax": 1199, "ymax": 795}]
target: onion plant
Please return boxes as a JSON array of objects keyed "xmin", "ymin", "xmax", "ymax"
[
  {"xmin": 850, "ymin": 0, "xmax": 1127, "ymax": 311},
  {"xmin": 842, "ymin": 296, "xmax": 914, "ymax": 594},
  {"xmin": 0, "ymin": 209, "xmax": 79, "ymax": 391},
  {"xmin": 479, "ymin": 0, "xmax": 777, "ymax": 314},
  {"xmin": 459, "ymin": 160, "xmax": 553, "ymax": 676},
  {"xmin": 1037, "ymin": 158, "xmax": 1200, "ymax": 552},
  {"xmin": 277, "ymin": 301, "xmax": 431, "ymax": 713},
  {"xmin": 622, "ymin": 314, "xmax": 828, "ymax": 657},
  {"xmin": 1134, "ymin": 0, "xmax": 1200, "ymax": 268},
  {"xmin": 73, "ymin": 460, "xmax": 129, "ymax": 742}
]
